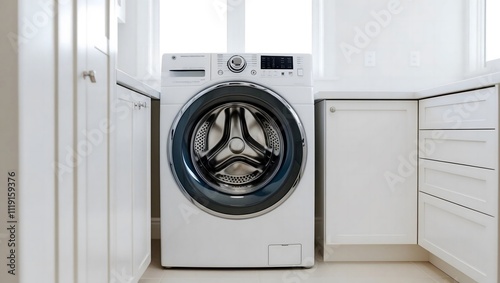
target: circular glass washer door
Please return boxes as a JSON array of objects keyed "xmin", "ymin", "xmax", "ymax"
[{"xmin": 168, "ymin": 82, "xmax": 306, "ymax": 219}]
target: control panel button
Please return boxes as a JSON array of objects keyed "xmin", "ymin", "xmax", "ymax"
[
  {"xmin": 218, "ymin": 70, "xmax": 224, "ymax": 75},
  {"xmin": 251, "ymin": 70, "xmax": 257, "ymax": 75},
  {"xmin": 297, "ymin": 68, "xmax": 304, "ymax": 76}
]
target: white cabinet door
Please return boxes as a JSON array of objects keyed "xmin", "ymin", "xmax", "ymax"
[
  {"xmin": 112, "ymin": 86, "xmax": 135, "ymax": 282},
  {"xmin": 131, "ymin": 92, "xmax": 151, "ymax": 277},
  {"xmin": 82, "ymin": 48, "xmax": 110, "ymax": 283},
  {"xmin": 110, "ymin": 86, "xmax": 151, "ymax": 283},
  {"xmin": 76, "ymin": 0, "xmax": 110, "ymax": 281},
  {"xmin": 323, "ymin": 101, "xmax": 417, "ymax": 245},
  {"xmin": 419, "ymin": 193, "xmax": 497, "ymax": 283}
]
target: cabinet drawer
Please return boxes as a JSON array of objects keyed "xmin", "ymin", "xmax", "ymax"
[
  {"xmin": 419, "ymin": 130, "xmax": 498, "ymax": 169},
  {"xmin": 419, "ymin": 193, "xmax": 498, "ymax": 283},
  {"xmin": 419, "ymin": 159, "xmax": 498, "ymax": 216},
  {"xmin": 419, "ymin": 87, "xmax": 498, "ymax": 130}
]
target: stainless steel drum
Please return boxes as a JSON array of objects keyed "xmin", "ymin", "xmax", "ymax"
[{"xmin": 168, "ymin": 82, "xmax": 306, "ymax": 219}]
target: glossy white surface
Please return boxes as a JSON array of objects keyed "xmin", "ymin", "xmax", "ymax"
[{"xmin": 141, "ymin": 241, "xmax": 455, "ymax": 283}]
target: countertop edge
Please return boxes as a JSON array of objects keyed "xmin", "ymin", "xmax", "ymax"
[
  {"xmin": 116, "ymin": 69, "xmax": 161, "ymax": 100},
  {"xmin": 314, "ymin": 72, "xmax": 500, "ymax": 100},
  {"xmin": 415, "ymin": 71, "xmax": 500, "ymax": 98},
  {"xmin": 314, "ymin": 91, "xmax": 417, "ymax": 100}
]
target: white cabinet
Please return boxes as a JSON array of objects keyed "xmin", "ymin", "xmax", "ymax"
[
  {"xmin": 419, "ymin": 130, "xmax": 497, "ymax": 169},
  {"xmin": 419, "ymin": 159, "xmax": 497, "ymax": 216},
  {"xmin": 110, "ymin": 85, "xmax": 151, "ymax": 283},
  {"xmin": 418, "ymin": 86, "xmax": 499, "ymax": 283},
  {"xmin": 419, "ymin": 87, "xmax": 498, "ymax": 130},
  {"xmin": 419, "ymin": 193, "xmax": 497, "ymax": 283},
  {"xmin": 76, "ymin": 0, "xmax": 111, "ymax": 281},
  {"xmin": 316, "ymin": 100, "xmax": 418, "ymax": 260}
]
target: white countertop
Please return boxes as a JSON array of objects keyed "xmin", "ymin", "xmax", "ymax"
[
  {"xmin": 116, "ymin": 69, "xmax": 161, "ymax": 99},
  {"xmin": 415, "ymin": 71, "xmax": 500, "ymax": 98},
  {"xmin": 315, "ymin": 71, "xmax": 500, "ymax": 100},
  {"xmin": 315, "ymin": 91, "xmax": 416, "ymax": 100},
  {"xmin": 116, "ymin": 69, "xmax": 500, "ymax": 101}
]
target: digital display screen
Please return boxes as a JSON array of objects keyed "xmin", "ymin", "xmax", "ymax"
[{"xmin": 261, "ymin": 56, "xmax": 293, "ymax": 69}]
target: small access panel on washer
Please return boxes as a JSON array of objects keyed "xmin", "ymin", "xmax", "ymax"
[{"xmin": 160, "ymin": 53, "xmax": 314, "ymax": 268}]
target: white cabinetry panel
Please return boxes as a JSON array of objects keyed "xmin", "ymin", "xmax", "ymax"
[
  {"xmin": 419, "ymin": 130, "xmax": 497, "ymax": 169},
  {"xmin": 111, "ymin": 85, "xmax": 151, "ymax": 283},
  {"xmin": 319, "ymin": 101, "xmax": 417, "ymax": 245},
  {"xmin": 418, "ymin": 86, "xmax": 499, "ymax": 283},
  {"xmin": 419, "ymin": 193, "xmax": 497, "ymax": 283},
  {"xmin": 132, "ymin": 91, "xmax": 151, "ymax": 275},
  {"xmin": 419, "ymin": 159, "xmax": 497, "ymax": 216},
  {"xmin": 113, "ymin": 86, "xmax": 135, "ymax": 281},
  {"xmin": 419, "ymin": 87, "xmax": 498, "ymax": 130}
]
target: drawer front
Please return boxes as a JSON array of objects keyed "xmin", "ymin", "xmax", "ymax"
[
  {"xmin": 419, "ymin": 130, "xmax": 498, "ymax": 169},
  {"xmin": 419, "ymin": 159, "xmax": 498, "ymax": 216},
  {"xmin": 419, "ymin": 193, "xmax": 498, "ymax": 283},
  {"xmin": 419, "ymin": 87, "xmax": 498, "ymax": 130}
]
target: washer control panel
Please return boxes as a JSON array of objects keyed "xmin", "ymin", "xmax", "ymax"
[
  {"xmin": 162, "ymin": 53, "xmax": 312, "ymax": 87},
  {"xmin": 215, "ymin": 53, "xmax": 311, "ymax": 84}
]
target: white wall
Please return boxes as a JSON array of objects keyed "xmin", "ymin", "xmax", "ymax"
[
  {"xmin": 117, "ymin": 0, "xmax": 160, "ymax": 88},
  {"xmin": 315, "ymin": 0, "xmax": 467, "ymax": 92}
]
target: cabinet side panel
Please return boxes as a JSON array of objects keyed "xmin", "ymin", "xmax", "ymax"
[{"xmin": 314, "ymin": 101, "xmax": 326, "ymax": 256}]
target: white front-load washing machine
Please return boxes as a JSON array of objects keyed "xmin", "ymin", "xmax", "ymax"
[{"xmin": 160, "ymin": 53, "xmax": 314, "ymax": 268}]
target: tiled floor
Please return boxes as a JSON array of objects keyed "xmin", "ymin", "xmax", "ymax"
[{"xmin": 141, "ymin": 240, "xmax": 457, "ymax": 283}]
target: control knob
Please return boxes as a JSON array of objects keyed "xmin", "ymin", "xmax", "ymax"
[{"xmin": 227, "ymin": 55, "xmax": 246, "ymax": 73}]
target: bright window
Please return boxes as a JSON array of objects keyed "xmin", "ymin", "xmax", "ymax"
[
  {"xmin": 245, "ymin": 0, "xmax": 312, "ymax": 53},
  {"xmin": 159, "ymin": 0, "xmax": 227, "ymax": 53},
  {"xmin": 486, "ymin": 0, "xmax": 500, "ymax": 61},
  {"xmin": 159, "ymin": 0, "xmax": 311, "ymax": 54}
]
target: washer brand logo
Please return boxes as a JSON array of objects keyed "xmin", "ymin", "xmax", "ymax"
[{"xmin": 339, "ymin": 0, "xmax": 403, "ymax": 63}]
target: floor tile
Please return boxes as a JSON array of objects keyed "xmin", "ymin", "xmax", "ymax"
[{"xmin": 144, "ymin": 240, "xmax": 456, "ymax": 283}]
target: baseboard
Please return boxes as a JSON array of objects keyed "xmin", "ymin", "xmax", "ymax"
[
  {"xmin": 429, "ymin": 254, "xmax": 476, "ymax": 283},
  {"xmin": 151, "ymin": 217, "xmax": 161, "ymax": 240},
  {"xmin": 322, "ymin": 244, "xmax": 430, "ymax": 262}
]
